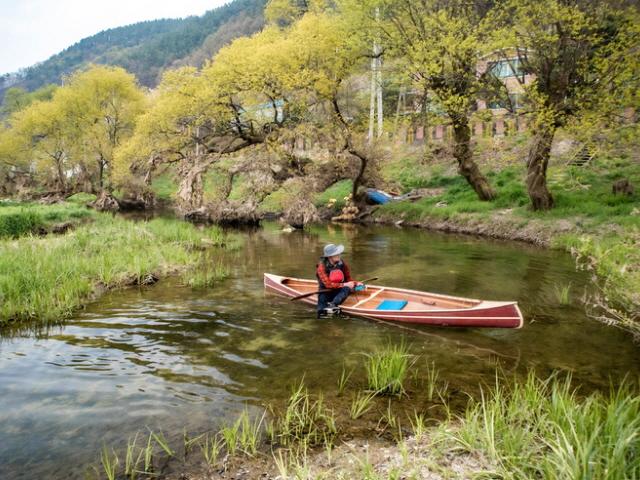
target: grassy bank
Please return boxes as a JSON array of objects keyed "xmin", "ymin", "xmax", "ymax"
[
  {"xmin": 89, "ymin": 345, "xmax": 640, "ymax": 480},
  {"xmin": 0, "ymin": 200, "xmax": 95, "ymax": 238},
  {"xmin": 372, "ymin": 154, "xmax": 640, "ymax": 334},
  {"xmin": 0, "ymin": 210, "xmax": 228, "ymax": 325}
]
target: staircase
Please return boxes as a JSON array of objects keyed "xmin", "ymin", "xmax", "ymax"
[{"xmin": 567, "ymin": 142, "xmax": 596, "ymax": 167}]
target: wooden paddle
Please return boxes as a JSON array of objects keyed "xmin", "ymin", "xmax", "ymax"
[{"xmin": 289, "ymin": 277, "xmax": 379, "ymax": 301}]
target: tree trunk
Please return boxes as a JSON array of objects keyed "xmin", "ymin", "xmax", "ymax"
[
  {"xmin": 526, "ymin": 125, "xmax": 555, "ymax": 210},
  {"xmin": 54, "ymin": 154, "xmax": 66, "ymax": 193},
  {"xmin": 176, "ymin": 155, "xmax": 215, "ymax": 213},
  {"xmin": 351, "ymin": 150, "xmax": 368, "ymax": 201},
  {"xmin": 452, "ymin": 120, "xmax": 496, "ymax": 201}
]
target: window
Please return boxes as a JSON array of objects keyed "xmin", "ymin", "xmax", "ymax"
[{"xmin": 488, "ymin": 59, "xmax": 524, "ymax": 79}]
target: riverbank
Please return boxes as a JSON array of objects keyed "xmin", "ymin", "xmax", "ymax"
[
  {"xmin": 89, "ymin": 350, "xmax": 640, "ymax": 480},
  {"xmin": 368, "ymin": 157, "xmax": 639, "ymax": 335},
  {"xmin": 0, "ymin": 206, "xmax": 229, "ymax": 326}
]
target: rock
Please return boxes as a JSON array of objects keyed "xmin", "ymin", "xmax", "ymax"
[
  {"xmin": 184, "ymin": 207, "xmax": 211, "ymax": 223},
  {"xmin": 50, "ymin": 222, "xmax": 74, "ymax": 234},
  {"xmin": 612, "ymin": 178, "xmax": 635, "ymax": 196}
]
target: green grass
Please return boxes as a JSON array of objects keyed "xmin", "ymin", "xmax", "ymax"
[
  {"xmin": 364, "ymin": 342, "xmax": 412, "ymax": 396},
  {"xmin": 441, "ymin": 372, "xmax": 640, "ymax": 479},
  {"xmin": 150, "ymin": 173, "xmax": 178, "ymax": 201},
  {"xmin": 0, "ymin": 213, "xmax": 226, "ymax": 324},
  {"xmin": 375, "ymin": 158, "xmax": 640, "ymax": 332},
  {"xmin": 0, "ymin": 202, "xmax": 94, "ymax": 238},
  {"xmin": 314, "ymin": 180, "xmax": 353, "ymax": 210},
  {"xmin": 273, "ymin": 380, "xmax": 337, "ymax": 448}
]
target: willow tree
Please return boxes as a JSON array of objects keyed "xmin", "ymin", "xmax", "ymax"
[
  {"xmin": 56, "ymin": 65, "xmax": 146, "ymax": 193},
  {"xmin": 115, "ymin": 27, "xmax": 300, "ymax": 213},
  {"xmin": 352, "ymin": 0, "xmax": 497, "ymax": 200},
  {"xmin": 8, "ymin": 100, "xmax": 73, "ymax": 193},
  {"xmin": 276, "ymin": 9, "xmax": 382, "ymax": 201},
  {"xmin": 491, "ymin": 0, "xmax": 640, "ymax": 210}
]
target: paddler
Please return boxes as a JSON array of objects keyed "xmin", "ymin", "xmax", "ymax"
[{"xmin": 316, "ymin": 243, "xmax": 363, "ymax": 317}]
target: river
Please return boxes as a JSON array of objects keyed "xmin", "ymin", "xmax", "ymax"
[{"xmin": 1, "ymin": 222, "xmax": 638, "ymax": 479}]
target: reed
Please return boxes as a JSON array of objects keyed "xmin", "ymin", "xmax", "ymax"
[
  {"xmin": 151, "ymin": 430, "xmax": 175, "ymax": 458},
  {"xmin": 553, "ymin": 282, "xmax": 572, "ymax": 305},
  {"xmin": 274, "ymin": 380, "xmax": 337, "ymax": 447},
  {"xmin": 349, "ymin": 391, "xmax": 377, "ymax": 419},
  {"xmin": 200, "ymin": 433, "xmax": 223, "ymax": 467},
  {"xmin": 337, "ymin": 364, "xmax": 353, "ymax": 396},
  {"xmin": 364, "ymin": 342, "xmax": 412, "ymax": 396},
  {"xmin": 444, "ymin": 372, "xmax": 640, "ymax": 479},
  {"xmin": 100, "ymin": 445, "xmax": 119, "ymax": 480}
]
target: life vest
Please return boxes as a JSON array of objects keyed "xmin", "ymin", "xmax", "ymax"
[{"xmin": 317, "ymin": 258, "xmax": 347, "ymax": 288}]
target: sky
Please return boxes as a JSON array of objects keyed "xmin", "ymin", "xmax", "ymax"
[{"xmin": 0, "ymin": 0, "xmax": 229, "ymax": 75}]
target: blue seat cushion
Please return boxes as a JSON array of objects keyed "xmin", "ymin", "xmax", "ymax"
[{"xmin": 376, "ymin": 299, "xmax": 408, "ymax": 310}]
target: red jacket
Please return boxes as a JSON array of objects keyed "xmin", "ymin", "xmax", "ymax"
[{"xmin": 316, "ymin": 260, "xmax": 353, "ymax": 289}]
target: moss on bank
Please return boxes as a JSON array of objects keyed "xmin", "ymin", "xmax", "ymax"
[{"xmin": 0, "ymin": 209, "xmax": 227, "ymax": 325}]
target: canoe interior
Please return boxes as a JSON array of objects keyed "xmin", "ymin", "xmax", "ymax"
[{"xmin": 282, "ymin": 278, "xmax": 479, "ymax": 311}]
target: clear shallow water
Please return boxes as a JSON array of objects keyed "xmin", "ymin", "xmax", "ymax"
[{"xmin": 1, "ymin": 222, "xmax": 638, "ymax": 479}]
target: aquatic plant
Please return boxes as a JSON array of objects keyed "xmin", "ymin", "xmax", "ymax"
[
  {"xmin": 444, "ymin": 372, "xmax": 640, "ymax": 479},
  {"xmin": 337, "ymin": 364, "xmax": 353, "ymax": 396},
  {"xmin": 349, "ymin": 391, "xmax": 377, "ymax": 419},
  {"xmin": 151, "ymin": 430, "xmax": 174, "ymax": 458},
  {"xmin": 553, "ymin": 282, "xmax": 572, "ymax": 305},
  {"xmin": 200, "ymin": 433, "xmax": 223, "ymax": 467},
  {"xmin": 364, "ymin": 342, "xmax": 412, "ymax": 396},
  {"xmin": 237, "ymin": 408, "xmax": 265, "ymax": 456},
  {"xmin": 100, "ymin": 445, "xmax": 119, "ymax": 480},
  {"xmin": 274, "ymin": 380, "xmax": 337, "ymax": 447}
]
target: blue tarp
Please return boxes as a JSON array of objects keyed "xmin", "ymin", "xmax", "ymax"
[
  {"xmin": 376, "ymin": 299, "xmax": 408, "ymax": 310},
  {"xmin": 366, "ymin": 189, "xmax": 394, "ymax": 204}
]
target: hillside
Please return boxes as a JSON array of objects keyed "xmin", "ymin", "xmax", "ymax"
[{"xmin": 2, "ymin": 0, "xmax": 265, "ymax": 93}]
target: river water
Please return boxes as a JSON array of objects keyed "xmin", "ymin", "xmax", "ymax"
[{"xmin": 1, "ymin": 222, "xmax": 638, "ymax": 479}]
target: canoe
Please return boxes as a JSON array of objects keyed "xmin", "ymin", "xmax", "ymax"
[{"xmin": 264, "ymin": 273, "xmax": 524, "ymax": 328}]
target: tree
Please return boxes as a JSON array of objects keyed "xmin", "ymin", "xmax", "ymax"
[
  {"xmin": 492, "ymin": 0, "xmax": 640, "ymax": 210},
  {"xmin": 57, "ymin": 65, "xmax": 146, "ymax": 192},
  {"xmin": 354, "ymin": 0, "xmax": 498, "ymax": 200}
]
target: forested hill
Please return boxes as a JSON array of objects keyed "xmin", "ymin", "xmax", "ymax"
[{"xmin": 3, "ymin": 0, "xmax": 265, "ymax": 92}]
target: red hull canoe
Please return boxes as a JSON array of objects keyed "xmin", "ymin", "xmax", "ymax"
[{"xmin": 264, "ymin": 273, "xmax": 523, "ymax": 328}]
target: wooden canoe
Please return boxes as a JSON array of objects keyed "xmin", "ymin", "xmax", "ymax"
[{"xmin": 264, "ymin": 273, "xmax": 524, "ymax": 329}]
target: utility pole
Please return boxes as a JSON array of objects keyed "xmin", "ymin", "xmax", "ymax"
[{"xmin": 368, "ymin": 7, "xmax": 383, "ymax": 143}]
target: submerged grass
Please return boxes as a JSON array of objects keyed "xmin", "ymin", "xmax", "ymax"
[
  {"xmin": 0, "ymin": 213, "xmax": 226, "ymax": 325},
  {"xmin": 364, "ymin": 342, "xmax": 412, "ymax": 396}
]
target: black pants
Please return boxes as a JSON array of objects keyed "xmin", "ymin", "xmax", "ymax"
[{"xmin": 317, "ymin": 286, "xmax": 351, "ymax": 315}]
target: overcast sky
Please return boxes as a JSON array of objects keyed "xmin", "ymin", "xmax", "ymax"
[{"xmin": 0, "ymin": 0, "xmax": 230, "ymax": 75}]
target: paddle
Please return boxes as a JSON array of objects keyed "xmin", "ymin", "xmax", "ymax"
[{"xmin": 290, "ymin": 277, "xmax": 379, "ymax": 301}]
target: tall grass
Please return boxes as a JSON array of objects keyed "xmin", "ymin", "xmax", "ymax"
[
  {"xmin": 0, "ymin": 214, "xmax": 225, "ymax": 324},
  {"xmin": 0, "ymin": 202, "xmax": 94, "ymax": 238},
  {"xmin": 443, "ymin": 372, "xmax": 640, "ymax": 479},
  {"xmin": 273, "ymin": 380, "xmax": 337, "ymax": 447},
  {"xmin": 364, "ymin": 342, "xmax": 412, "ymax": 396}
]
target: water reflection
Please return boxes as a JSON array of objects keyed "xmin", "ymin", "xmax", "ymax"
[{"xmin": 0, "ymin": 222, "xmax": 638, "ymax": 479}]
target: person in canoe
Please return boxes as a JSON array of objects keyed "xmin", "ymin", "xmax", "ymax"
[{"xmin": 316, "ymin": 243, "xmax": 363, "ymax": 317}]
